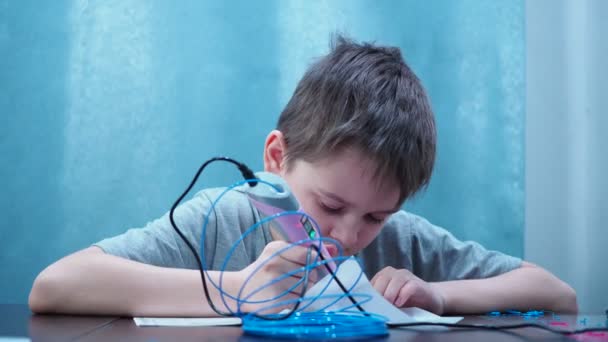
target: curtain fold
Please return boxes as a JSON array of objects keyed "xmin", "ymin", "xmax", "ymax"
[{"xmin": 526, "ymin": 0, "xmax": 608, "ymax": 313}]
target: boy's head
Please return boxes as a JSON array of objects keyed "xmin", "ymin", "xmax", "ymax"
[{"xmin": 263, "ymin": 36, "xmax": 436, "ymax": 255}]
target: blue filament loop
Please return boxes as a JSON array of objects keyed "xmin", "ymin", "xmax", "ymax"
[{"xmin": 197, "ymin": 178, "xmax": 388, "ymax": 338}]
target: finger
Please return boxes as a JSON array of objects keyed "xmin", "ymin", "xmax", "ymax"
[
  {"xmin": 395, "ymin": 282, "xmax": 416, "ymax": 308},
  {"xmin": 288, "ymin": 261, "xmax": 320, "ymax": 284},
  {"xmin": 277, "ymin": 244, "xmax": 320, "ymax": 266},
  {"xmin": 282, "ymin": 276, "xmax": 313, "ymax": 296},
  {"xmin": 258, "ymin": 242, "xmax": 324, "ymax": 289},
  {"xmin": 370, "ymin": 271, "xmax": 381, "ymax": 285},
  {"xmin": 324, "ymin": 243, "xmax": 338, "ymax": 257},
  {"xmin": 371, "ymin": 267, "xmax": 390, "ymax": 286},
  {"xmin": 262, "ymin": 241, "xmax": 319, "ymax": 270},
  {"xmin": 241, "ymin": 271, "xmax": 306, "ymax": 301},
  {"xmin": 268, "ymin": 257, "xmax": 319, "ymax": 286},
  {"xmin": 383, "ymin": 277, "xmax": 407, "ymax": 305},
  {"xmin": 284, "ymin": 273, "xmax": 313, "ymax": 296},
  {"xmin": 371, "ymin": 272, "xmax": 391, "ymax": 295}
]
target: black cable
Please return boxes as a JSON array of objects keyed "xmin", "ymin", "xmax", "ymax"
[
  {"xmin": 312, "ymin": 245, "xmax": 366, "ymax": 313},
  {"xmin": 168, "ymin": 156, "xmax": 361, "ymax": 320},
  {"xmin": 388, "ymin": 321, "xmax": 608, "ymax": 336},
  {"xmin": 169, "ymin": 156, "xmax": 257, "ymax": 317}
]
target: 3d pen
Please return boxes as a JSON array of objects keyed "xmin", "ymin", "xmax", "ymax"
[{"xmin": 245, "ymin": 172, "xmax": 336, "ymax": 273}]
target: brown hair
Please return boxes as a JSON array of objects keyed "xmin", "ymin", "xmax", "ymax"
[{"xmin": 277, "ymin": 36, "xmax": 436, "ymax": 203}]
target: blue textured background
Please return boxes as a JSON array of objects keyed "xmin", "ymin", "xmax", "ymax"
[{"xmin": 0, "ymin": 0, "xmax": 524, "ymax": 304}]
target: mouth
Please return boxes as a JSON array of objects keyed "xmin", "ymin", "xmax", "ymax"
[{"xmin": 321, "ymin": 243, "xmax": 355, "ymax": 257}]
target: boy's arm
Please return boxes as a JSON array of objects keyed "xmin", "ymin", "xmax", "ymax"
[
  {"xmin": 372, "ymin": 214, "xmax": 577, "ymax": 315},
  {"xmin": 432, "ymin": 261, "xmax": 578, "ymax": 315},
  {"xmin": 372, "ymin": 261, "xmax": 577, "ymax": 315},
  {"xmin": 29, "ymin": 243, "xmax": 315, "ymax": 316},
  {"xmin": 29, "ymin": 246, "xmax": 233, "ymax": 316}
]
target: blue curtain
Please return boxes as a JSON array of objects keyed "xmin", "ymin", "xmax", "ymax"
[
  {"xmin": 526, "ymin": 0, "xmax": 608, "ymax": 313},
  {"xmin": 0, "ymin": 0, "xmax": 524, "ymax": 303}
]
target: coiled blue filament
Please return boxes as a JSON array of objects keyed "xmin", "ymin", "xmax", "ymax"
[{"xmin": 199, "ymin": 178, "xmax": 389, "ymax": 339}]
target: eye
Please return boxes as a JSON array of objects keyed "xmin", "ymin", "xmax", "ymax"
[
  {"xmin": 365, "ymin": 214, "xmax": 384, "ymax": 224},
  {"xmin": 319, "ymin": 202, "xmax": 343, "ymax": 214}
]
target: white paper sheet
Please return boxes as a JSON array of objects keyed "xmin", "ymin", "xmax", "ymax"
[
  {"xmin": 133, "ymin": 316, "xmax": 241, "ymax": 327},
  {"xmin": 134, "ymin": 257, "xmax": 461, "ymax": 327},
  {"xmin": 301, "ymin": 258, "xmax": 462, "ymax": 325}
]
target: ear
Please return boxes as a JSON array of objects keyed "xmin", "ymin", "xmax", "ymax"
[{"xmin": 263, "ymin": 130, "xmax": 287, "ymax": 174}]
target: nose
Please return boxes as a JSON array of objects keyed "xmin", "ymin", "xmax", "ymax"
[{"xmin": 326, "ymin": 215, "xmax": 360, "ymax": 251}]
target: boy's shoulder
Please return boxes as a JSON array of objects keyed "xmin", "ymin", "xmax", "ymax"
[
  {"xmin": 381, "ymin": 210, "xmax": 433, "ymax": 237},
  {"xmin": 194, "ymin": 184, "xmax": 255, "ymax": 214},
  {"xmin": 380, "ymin": 210, "xmax": 477, "ymax": 249},
  {"xmin": 193, "ymin": 185, "xmax": 267, "ymax": 237}
]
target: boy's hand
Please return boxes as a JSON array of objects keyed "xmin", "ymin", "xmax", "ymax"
[
  {"xmin": 231, "ymin": 241, "xmax": 320, "ymax": 314},
  {"xmin": 371, "ymin": 266, "xmax": 445, "ymax": 315}
]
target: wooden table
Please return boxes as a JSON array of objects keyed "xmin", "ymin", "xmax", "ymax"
[{"xmin": 3, "ymin": 304, "xmax": 606, "ymax": 341}]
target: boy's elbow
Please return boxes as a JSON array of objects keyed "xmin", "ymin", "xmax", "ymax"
[
  {"xmin": 522, "ymin": 262, "xmax": 578, "ymax": 314},
  {"xmin": 557, "ymin": 283, "xmax": 578, "ymax": 314},
  {"xmin": 547, "ymin": 274, "xmax": 578, "ymax": 314},
  {"xmin": 29, "ymin": 246, "xmax": 104, "ymax": 313},
  {"xmin": 29, "ymin": 270, "xmax": 59, "ymax": 314}
]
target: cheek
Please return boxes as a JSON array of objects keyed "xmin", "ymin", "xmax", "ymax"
[
  {"xmin": 357, "ymin": 224, "xmax": 383, "ymax": 248},
  {"xmin": 302, "ymin": 207, "xmax": 331, "ymax": 236},
  {"xmin": 296, "ymin": 199, "xmax": 331, "ymax": 236}
]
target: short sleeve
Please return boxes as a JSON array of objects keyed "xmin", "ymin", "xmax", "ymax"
[
  {"xmin": 409, "ymin": 214, "xmax": 522, "ymax": 282},
  {"xmin": 93, "ymin": 186, "xmax": 272, "ymax": 271},
  {"xmin": 93, "ymin": 189, "xmax": 215, "ymax": 269}
]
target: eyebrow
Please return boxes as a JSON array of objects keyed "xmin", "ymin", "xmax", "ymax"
[{"xmin": 317, "ymin": 190, "xmax": 399, "ymax": 214}]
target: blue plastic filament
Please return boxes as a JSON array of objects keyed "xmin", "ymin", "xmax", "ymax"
[
  {"xmin": 199, "ymin": 179, "xmax": 389, "ymax": 339},
  {"xmin": 242, "ymin": 311, "xmax": 388, "ymax": 339}
]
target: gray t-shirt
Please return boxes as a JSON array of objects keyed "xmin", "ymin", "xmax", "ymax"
[{"xmin": 94, "ymin": 185, "xmax": 521, "ymax": 281}]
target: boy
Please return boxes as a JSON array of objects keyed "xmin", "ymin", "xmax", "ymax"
[{"xmin": 29, "ymin": 37, "xmax": 577, "ymax": 317}]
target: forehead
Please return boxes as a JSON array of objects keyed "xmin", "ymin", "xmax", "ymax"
[{"xmin": 289, "ymin": 148, "xmax": 400, "ymax": 209}]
